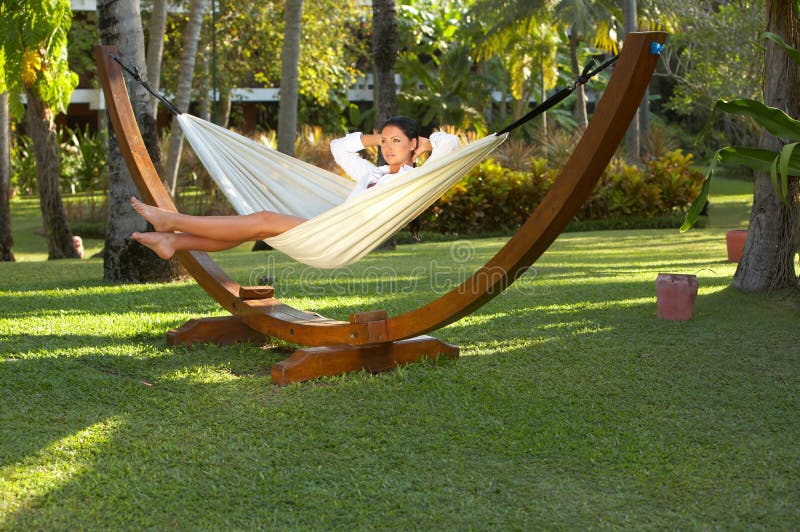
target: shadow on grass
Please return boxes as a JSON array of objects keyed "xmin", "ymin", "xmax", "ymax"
[
  {"xmin": 1, "ymin": 340, "xmax": 291, "ymax": 465},
  {"xmin": 2, "ymin": 280, "xmax": 799, "ymax": 528},
  {"xmin": 2, "ymin": 239, "xmax": 798, "ymax": 528},
  {"xmin": 0, "ymin": 283, "xmax": 217, "ymax": 321}
]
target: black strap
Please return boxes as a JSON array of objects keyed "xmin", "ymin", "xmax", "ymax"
[
  {"xmin": 108, "ymin": 53, "xmax": 182, "ymax": 116},
  {"xmin": 497, "ymin": 54, "xmax": 618, "ymax": 135}
]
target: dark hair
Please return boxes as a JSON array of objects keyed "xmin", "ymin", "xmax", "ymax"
[{"xmin": 379, "ymin": 116, "xmax": 419, "ymax": 142}]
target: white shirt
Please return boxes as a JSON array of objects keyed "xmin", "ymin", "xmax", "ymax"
[{"xmin": 330, "ymin": 131, "xmax": 461, "ymax": 201}]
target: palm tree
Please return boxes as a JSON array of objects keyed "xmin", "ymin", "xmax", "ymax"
[
  {"xmin": 164, "ymin": 0, "xmax": 209, "ymax": 195},
  {"xmin": 477, "ymin": 8, "xmax": 560, "ymax": 136},
  {"xmin": 623, "ymin": 0, "xmax": 639, "ymax": 160},
  {"xmin": 3, "ymin": 0, "xmax": 80, "ymax": 259},
  {"xmin": 98, "ymin": 0, "xmax": 180, "ymax": 282},
  {"xmin": 372, "ymin": 0, "xmax": 399, "ymax": 129},
  {"xmin": 733, "ymin": 0, "xmax": 799, "ymax": 292},
  {"xmin": 530, "ymin": 19, "xmax": 562, "ymax": 137},
  {"xmin": 554, "ymin": 0, "xmax": 617, "ymax": 129},
  {"xmin": 277, "ymin": 0, "xmax": 304, "ymax": 156},
  {"xmin": 470, "ymin": 0, "xmax": 545, "ymax": 32},
  {"xmin": 146, "ymin": 0, "xmax": 168, "ymax": 117},
  {"xmin": 472, "ymin": 0, "xmax": 617, "ymax": 130},
  {"xmin": 0, "ymin": 92, "xmax": 13, "ymax": 262},
  {"xmin": 24, "ymin": 88, "xmax": 79, "ymax": 259}
]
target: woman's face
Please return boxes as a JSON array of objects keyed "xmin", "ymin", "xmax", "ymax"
[{"xmin": 380, "ymin": 124, "xmax": 417, "ymax": 166}]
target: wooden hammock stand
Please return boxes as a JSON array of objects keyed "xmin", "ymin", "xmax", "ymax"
[{"xmin": 94, "ymin": 31, "xmax": 666, "ymax": 385}]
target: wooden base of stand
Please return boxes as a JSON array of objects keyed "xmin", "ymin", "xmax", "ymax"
[
  {"xmin": 167, "ymin": 316, "xmax": 459, "ymax": 386},
  {"xmin": 166, "ymin": 316, "xmax": 267, "ymax": 346},
  {"xmin": 271, "ymin": 336, "xmax": 459, "ymax": 386}
]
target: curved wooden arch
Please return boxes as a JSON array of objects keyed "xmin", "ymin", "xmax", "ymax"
[{"xmin": 95, "ymin": 31, "xmax": 666, "ymax": 384}]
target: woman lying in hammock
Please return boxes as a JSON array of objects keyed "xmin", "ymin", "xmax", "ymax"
[{"xmin": 131, "ymin": 116, "xmax": 459, "ymax": 260}]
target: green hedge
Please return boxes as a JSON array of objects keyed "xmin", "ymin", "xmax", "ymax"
[{"xmin": 418, "ymin": 149, "xmax": 704, "ymax": 235}]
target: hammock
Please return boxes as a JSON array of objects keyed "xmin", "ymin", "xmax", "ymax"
[{"xmin": 177, "ymin": 113, "xmax": 507, "ymax": 269}]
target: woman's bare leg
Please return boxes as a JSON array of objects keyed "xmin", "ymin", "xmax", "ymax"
[
  {"xmin": 130, "ymin": 197, "xmax": 306, "ymax": 241},
  {"xmin": 131, "ymin": 231, "xmax": 245, "ymax": 259}
]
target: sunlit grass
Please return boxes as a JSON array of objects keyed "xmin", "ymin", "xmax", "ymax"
[
  {"xmin": 1, "ymin": 180, "xmax": 798, "ymax": 528},
  {"xmin": 0, "ymin": 417, "xmax": 126, "ymax": 517}
]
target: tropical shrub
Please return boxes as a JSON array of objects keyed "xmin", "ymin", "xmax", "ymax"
[
  {"xmin": 419, "ymin": 149, "xmax": 704, "ymax": 235},
  {"xmin": 420, "ymin": 158, "xmax": 556, "ymax": 234},
  {"xmin": 10, "ymin": 127, "xmax": 108, "ymax": 196},
  {"xmin": 10, "ymin": 134, "xmax": 38, "ymax": 195},
  {"xmin": 294, "ymin": 125, "xmax": 340, "ymax": 173},
  {"xmin": 491, "ymin": 137, "xmax": 538, "ymax": 171},
  {"xmin": 60, "ymin": 125, "xmax": 108, "ymax": 193},
  {"xmin": 64, "ymin": 194, "xmax": 107, "ymax": 238},
  {"xmin": 581, "ymin": 149, "xmax": 704, "ymax": 220},
  {"xmin": 649, "ymin": 150, "xmax": 706, "ymax": 214}
]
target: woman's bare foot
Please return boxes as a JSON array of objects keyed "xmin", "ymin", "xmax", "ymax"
[
  {"xmin": 131, "ymin": 231, "xmax": 176, "ymax": 260},
  {"xmin": 131, "ymin": 197, "xmax": 171, "ymax": 232}
]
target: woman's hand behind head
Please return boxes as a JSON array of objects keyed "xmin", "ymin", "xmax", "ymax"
[{"xmin": 412, "ymin": 136, "xmax": 432, "ymax": 163}]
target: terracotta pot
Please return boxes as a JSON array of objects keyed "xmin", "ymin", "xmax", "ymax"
[
  {"xmin": 655, "ymin": 273, "xmax": 698, "ymax": 321},
  {"xmin": 726, "ymin": 229, "xmax": 748, "ymax": 263}
]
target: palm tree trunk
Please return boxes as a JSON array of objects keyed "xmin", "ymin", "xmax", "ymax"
[
  {"xmin": 277, "ymin": 0, "xmax": 304, "ymax": 156},
  {"xmin": 197, "ymin": 49, "xmax": 211, "ymax": 121},
  {"xmin": 623, "ymin": 0, "xmax": 640, "ymax": 161},
  {"xmin": 372, "ymin": 0, "xmax": 399, "ymax": 130},
  {"xmin": 0, "ymin": 92, "xmax": 14, "ymax": 262},
  {"xmin": 98, "ymin": 0, "xmax": 180, "ymax": 282},
  {"xmin": 568, "ymin": 31, "xmax": 588, "ymax": 129},
  {"xmin": 371, "ymin": 0, "xmax": 399, "ymax": 250},
  {"xmin": 146, "ymin": 0, "xmax": 168, "ymax": 117},
  {"xmin": 164, "ymin": 0, "xmax": 209, "ymax": 195},
  {"xmin": 540, "ymin": 63, "xmax": 548, "ymax": 138},
  {"xmin": 733, "ymin": 0, "xmax": 799, "ymax": 292},
  {"xmin": 218, "ymin": 88, "xmax": 232, "ymax": 128},
  {"xmin": 639, "ymin": 88, "xmax": 650, "ymax": 156},
  {"xmin": 25, "ymin": 89, "xmax": 79, "ymax": 259}
]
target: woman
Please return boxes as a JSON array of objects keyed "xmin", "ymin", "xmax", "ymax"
[{"xmin": 131, "ymin": 116, "xmax": 459, "ymax": 259}]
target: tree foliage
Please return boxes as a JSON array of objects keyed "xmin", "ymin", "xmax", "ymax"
[
  {"xmin": 475, "ymin": 6, "xmax": 562, "ymax": 134},
  {"xmin": 158, "ymin": 0, "xmax": 367, "ymax": 129},
  {"xmin": 394, "ymin": 0, "xmax": 498, "ymax": 133},
  {"xmin": 0, "ymin": 0, "xmax": 79, "ymax": 118},
  {"xmin": 658, "ymin": 0, "xmax": 765, "ymax": 143},
  {"xmin": 467, "ymin": 0, "xmax": 622, "ymax": 131}
]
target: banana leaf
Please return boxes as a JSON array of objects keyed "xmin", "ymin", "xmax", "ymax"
[
  {"xmin": 681, "ymin": 145, "xmax": 800, "ymax": 231},
  {"xmin": 775, "ymin": 141, "xmax": 800, "ymax": 203},
  {"xmin": 683, "ymin": 31, "xmax": 800, "ymax": 232},
  {"xmin": 712, "ymin": 99, "xmax": 800, "ymax": 141},
  {"xmin": 763, "ymin": 32, "xmax": 800, "ymax": 66}
]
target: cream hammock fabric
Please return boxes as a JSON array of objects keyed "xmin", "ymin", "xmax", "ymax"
[{"xmin": 177, "ymin": 114, "xmax": 507, "ymax": 269}]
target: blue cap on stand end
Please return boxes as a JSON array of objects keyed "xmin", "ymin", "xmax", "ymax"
[{"xmin": 650, "ymin": 42, "xmax": 665, "ymax": 55}]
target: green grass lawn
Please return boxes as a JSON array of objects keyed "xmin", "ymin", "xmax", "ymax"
[{"xmin": 1, "ymin": 179, "xmax": 798, "ymax": 529}]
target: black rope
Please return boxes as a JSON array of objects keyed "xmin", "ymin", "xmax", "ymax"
[
  {"xmin": 496, "ymin": 54, "xmax": 618, "ymax": 135},
  {"xmin": 108, "ymin": 53, "xmax": 182, "ymax": 116}
]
